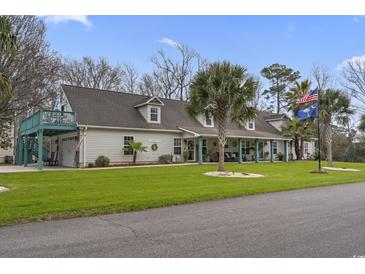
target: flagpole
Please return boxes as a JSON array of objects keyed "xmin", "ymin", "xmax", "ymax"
[{"xmin": 317, "ymin": 87, "xmax": 321, "ymax": 171}]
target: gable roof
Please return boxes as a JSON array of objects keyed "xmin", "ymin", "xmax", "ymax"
[
  {"xmin": 134, "ymin": 96, "xmax": 164, "ymax": 108},
  {"xmin": 62, "ymin": 85, "xmax": 287, "ymax": 139}
]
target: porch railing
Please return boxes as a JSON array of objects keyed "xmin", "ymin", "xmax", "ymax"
[{"xmin": 19, "ymin": 110, "xmax": 77, "ymax": 134}]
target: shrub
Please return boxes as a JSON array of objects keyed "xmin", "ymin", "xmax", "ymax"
[
  {"xmin": 277, "ymin": 152, "xmax": 284, "ymax": 161},
  {"xmin": 183, "ymin": 148, "xmax": 189, "ymax": 162},
  {"xmin": 95, "ymin": 155, "xmax": 110, "ymax": 167},
  {"xmin": 88, "ymin": 163, "xmax": 94, "ymax": 168},
  {"xmin": 159, "ymin": 154, "xmax": 172, "ymax": 164}
]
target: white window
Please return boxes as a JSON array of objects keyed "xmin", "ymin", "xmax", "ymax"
[
  {"xmin": 272, "ymin": 141, "xmax": 278, "ymax": 155},
  {"xmin": 123, "ymin": 136, "xmax": 134, "ymax": 155},
  {"xmin": 173, "ymin": 138, "xmax": 182, "ymax": 155},
  {"xmin": 247, "ymin": 120, "xmax": 255, "ymax": 130},
  {"xmin": 205, "ymin": 111, "xmax": 213, "ymax": 126},
  {"xmin": 304, "ymin": 143, "xmax": 309, "ymax": 154},
  {"xmin": 150, "ymin": 107, "xmax": 158, "ymax": 121}
]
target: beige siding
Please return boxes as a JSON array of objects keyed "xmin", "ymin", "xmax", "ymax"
[
  {"xmin": 84, "ymin": 128, "xmax": 184, "ymax": 165},
  {"xmin": 267, "ymin": 120, "xmax": 283, "ymax": 131}
]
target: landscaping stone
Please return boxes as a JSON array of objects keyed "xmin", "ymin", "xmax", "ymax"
[
  {"xmin": 323, "ymin": 167, "xmax": 360, "ymax": 172},
  {"xmin": 0, "ymin": 186, "xmax": 9, "ymax": 193},
  {"xmin": 204, "ymin": 171, "xmax": 264, "ymax": 178}
]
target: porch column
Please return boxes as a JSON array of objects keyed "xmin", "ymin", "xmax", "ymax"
[
  {"xmin": 23, "ymin": 135, "xmax": 28, "ymax": 167},
  {"xmin": 270, "ymin": 140, "xmax": 274, "ymax": 162},
  {"xmin": 238, "ymin": 138, "xmax": 243, "ymax": 164},
  {"xmin": 37, "ymin": 129, "xmax": 44, "ymax": 170},
  {"xmin": 198, "ymin": 136, "xmax": 203, "ymax": 164},
  {"xmin": 284, "ymin": 140, "xmax": 288, "ymax": 162},
  {"xmin": 255, "ymin": 139, "xmax": 259, "ymax": 163}
]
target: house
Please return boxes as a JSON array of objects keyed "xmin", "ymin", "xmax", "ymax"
[
  {"xmin": 14, "ymin": 85, "xmax": 316, "ymax": 169},
  {"xmin": 0, "ymin": 127, "xmax": 14, "ymax": 164}
]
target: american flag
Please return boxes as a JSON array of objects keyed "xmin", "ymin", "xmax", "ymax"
[{"xmin": 296, "ymin": 88, "xmax": 318, "ymax": 104}]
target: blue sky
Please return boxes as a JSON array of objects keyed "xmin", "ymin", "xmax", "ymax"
[{"xmin": 45, "ymin": 15, "xmax": 365, "ymax": 80}]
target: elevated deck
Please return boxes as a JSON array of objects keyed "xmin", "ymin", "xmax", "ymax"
[
  {"xmin": 19, "ymin": 110, "xmax": 77, "ymax": 136},
  {"xmin": 17, "ymin": 110, "xmax": 78, "ymax": 170}
]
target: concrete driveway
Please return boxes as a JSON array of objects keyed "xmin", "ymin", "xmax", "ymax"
[{"xmin": 1, "ymin": 182, "xmax": 365, "ymax": 257}]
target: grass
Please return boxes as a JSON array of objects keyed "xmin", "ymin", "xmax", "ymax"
[{"xmin": 0, "ymin": 161, "xmax": 365, "ymax": 227}]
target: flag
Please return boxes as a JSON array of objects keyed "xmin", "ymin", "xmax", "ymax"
[
  {"xmin": 296, "ymin": 88, "xmax": 318, "ymax": 104},
  {"xmin": 295, "ymin": 103, "xmax": 318, "ymax": 121}
]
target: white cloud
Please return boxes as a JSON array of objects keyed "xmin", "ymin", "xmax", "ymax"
[
  {"xmin": 45, "ymin": 16, "xmax": 92, "ymax": 28},
  {"xmin": 337, "ymin": 55, "xmax": 365, "ymax": 70},
  {"xmin": 157, "ymin": 38, "xmax": 182, "ymax": 50}
]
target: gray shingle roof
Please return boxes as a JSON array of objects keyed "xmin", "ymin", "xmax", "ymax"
[{"xmin": 62, "ymin": 85, "xmax": 286, "ymax": 139}]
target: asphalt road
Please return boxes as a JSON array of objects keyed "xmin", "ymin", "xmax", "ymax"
[{"xmin": 1, "ymin": 182, "xmax": 365, "ymax": 258}]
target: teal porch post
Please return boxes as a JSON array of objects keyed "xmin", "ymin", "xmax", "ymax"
[
  {"xmin": 23, "ymin": 135, "xmax": 28, "ymax": 167},
  {"xmin": 255, "ymin": 139, "xmax": 259, "ymax": 163},
  {"xmin": 238, "ymin": 138, "xmax": 243, "ymax": 164},
  {"xmin": 284, "ymin": 140, "xmax": 288, "ymax": 162},
  {"xmin": 198, "ymin": 137, "xmax": 203, "ymax": 164},
  {"xmin": 37, "ymin": 129, "xmax": 44, "ymax": 170},
  {"xmin": 270, "ymin": 140, "xmax": 274, "ymax": 162}
]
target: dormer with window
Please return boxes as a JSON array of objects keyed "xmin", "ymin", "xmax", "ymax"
[
  {"xmin": 196, "ymin": 104, "xmax": 215, "ymax": 127},
  {"xmin": 134, "ymin": 96, "xmax": 164, "ymax": 124},
  {"xmin": 246, "ymin": 119, "xmax": 255, "ymax": 130}
]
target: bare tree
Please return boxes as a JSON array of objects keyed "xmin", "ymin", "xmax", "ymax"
[
  {"xmin": 0, "ymin": 16, "xmax": 61, "ymax": 149},
  {"xmin": 311, "ymin": 64, "xmax": 331, "ymax": 91},
  {"xmin": 138, "ymin": 73, "xmax": 161, "ymax": 97},
  {"xmin": 150, "ymin": 43, "xmax": 201, "ymax": 101},
  {"xmin": 341, "ymin": 58, "xmax": 365, "ymax": 112},
  {"xmin": 61, "ymin": 56, "xmax": 124, "ymax": 91},
  {"xmin": 121, "ymin": 63, "xmax": 139, "ymax": 93}
]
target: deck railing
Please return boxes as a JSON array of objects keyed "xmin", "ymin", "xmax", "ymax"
[{"xmin": 19, "ymin": 110, "xmax": 77, "ymax": 134}]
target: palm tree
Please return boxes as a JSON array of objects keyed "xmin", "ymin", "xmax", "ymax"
[
  {"xmin": 320, "ymin": 89, "xmax": 354, "ymax": 167},
  {"xmin": 125, "ymin": 141, "xmax": 148, "ymax": 165},
  {"xmin": 0, "ymin": 16, "xmax": 16, "ymax": 101},
  {"xmin": 284, "ymin": 79, "xmax": 314, "ymax": 159},
  {"xmin": 282, "ymin": 117, "xmax": 312, "ymax": 160},
  {"xmin": 286, "ymin": 79, "xmax": 311, "ymax": 112},
  {"xmin": 187, "ymin": 61, "xmax": 258, "ymax": 172}
]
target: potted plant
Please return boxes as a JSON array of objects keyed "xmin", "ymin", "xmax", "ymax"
[{"xmin": 183, "ymin": 147, "xmax": 189, "ymax": 162}]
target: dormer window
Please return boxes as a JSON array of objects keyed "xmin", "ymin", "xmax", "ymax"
[
  {"xmin": 150, "ymin": 107, "xmax": 158, "ymax": 122},
  {"xmin": 247, "ymin": 120, "xmax": 255, "ymax": 130},
  {"xmin": 134, "ymin": 96, "xmax": 164, "ymax": 124},
  {"xmin": 148, "ymin": 105, "xmax": 161, "ymax": 123},
  {"xmin": 205, "ymin": 111, "xmax": 212, "ymax": 126}
]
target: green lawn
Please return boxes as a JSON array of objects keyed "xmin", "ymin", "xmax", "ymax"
[{"xmin": 0, "ymin": 161, "xmax": 365, "ymax": 227}]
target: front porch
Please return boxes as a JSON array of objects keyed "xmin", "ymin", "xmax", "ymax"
[
  {"xmin": 15, "ymin": 110, "xmax": 77, "ymax": 170},
  {"xmin": 184, "ymin": 137, "xmax": 289, "ymax": 164}
]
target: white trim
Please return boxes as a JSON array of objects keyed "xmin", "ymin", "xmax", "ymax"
[
  {"xmin": 83, "ymin": 127, "xmax": 87, "ymax": 168},
  {"xmin": 204, "ymin": 112, "xmax": 214, "ymax": 127},
  {"xmin": 178, "ymin": 127, "xmax": 201, "ymax": 137},
  {"xmin": 77, "ymin": 124, "xmax": 182, "ymax": 133},
  {"xmin": 123, "ymin": 135, "xmax": 134, "ymax": 156},
  {"xmin": 173, "ymin": 137, "xmax": 182, "ymax": 155},
  {"xmin": 147, "ymin": 105, "xmax": 161, "ymax": 123},
  {"xmin": 134, "ymin": 96, "xmax": 164, "ymax": 108},
  {"xmin": 246, "ymin": 120, "xmax": 255, "ymax": 130},
  {"xmin": 186, "ymin": 139, "xmax": 196, "ymax": 162},
  {"xmin": 178, "ymin": 127, "xmax": 290, "ymax": 140}
]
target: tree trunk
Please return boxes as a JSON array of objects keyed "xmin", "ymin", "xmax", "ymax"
[
  {"xmin": 325, "ymin": 123, "xmax": 333, "ymax": 167},
  {"xmin": 217, "ymin": 110, "xmax": 227, "ymax": 172},
  {"xmin": 294, "ymin": 137, "xmax": 301, "ymax": 160},
  {"xmin": 133, "ymin": 151, "xmax": 137, "ymax": 165},
  {"xmin": 218, "ymin": 142, "xmax": 225, "ymax": 172},
  {"xmin": 299, "ymin": 138, "xmax": 304, "ymax": 160},
  {"xmin": 277, "ymin": 91, "xmax": 280, "ymax": 114}
]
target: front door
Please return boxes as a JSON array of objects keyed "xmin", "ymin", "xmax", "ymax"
[
  {"xmin": 187, "ymin": 140, "xmax": 195, "ymax": 161},
  {"xmin": 258, "ymin": 141, "xmax": 264, "ymax": 161}
]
